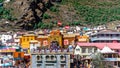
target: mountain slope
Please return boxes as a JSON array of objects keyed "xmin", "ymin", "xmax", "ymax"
[{"xmin": 1, "ymin": 0, "xmax": 120, "ymax": 30}]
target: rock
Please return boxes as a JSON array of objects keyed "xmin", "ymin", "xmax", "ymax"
[{"xmin": 6, "ymin": 0, "xmax": 53, "ymax": 30}]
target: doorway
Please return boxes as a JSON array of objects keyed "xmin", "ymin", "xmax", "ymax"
[{"xmin": 50, "ymin": 41, "xmax": 59, "ymax": 50}]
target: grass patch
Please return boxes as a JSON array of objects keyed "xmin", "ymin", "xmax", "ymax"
[{"xmin": 61, "ymin": 0, "xmax": 120, "ymax": 25}]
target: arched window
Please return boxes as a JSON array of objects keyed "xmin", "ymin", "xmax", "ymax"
[
  {"xmin": 46, "ymin": 55, "xmax": 49, "ymax": 60},
  {"xmin": 60, "ymin": 55, "xmax": 65, "ymax": 60},
  {"xmin": 37, "ymin": 55, "xmax": 40, "ymax": 60},
  {"xmin": 51, "ymin": 55, "xmax": 54, "ymax": 60}
]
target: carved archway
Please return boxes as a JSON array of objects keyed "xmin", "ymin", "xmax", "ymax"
[{"xmin": 50, "ymin": 41, "xmax": 59, "ymax": 49}]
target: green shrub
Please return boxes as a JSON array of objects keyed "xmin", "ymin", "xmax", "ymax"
[
  {"xmin": 35, "ymin": 21, "xmax": 54, "ymax": 29},
  {"xmin": 0, "ymin": 7, "xmax": 16, "ymax": 21},
  {"xmin": 0, "ymin": 0, "xmax": 4, "ymax": 3},
  {"xmin": 50, "ymin": 6, "xmax": 59, "ymax": 12},
  {"xmin": 61, "ymin": 0, "xmax": 120, "ymax": 26},
  {"xmin": 43, "ymin": 13, "xmax": 51, "ymax": 19}
]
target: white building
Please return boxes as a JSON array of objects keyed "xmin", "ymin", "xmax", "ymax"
[{"xmin": 1, "ymin": 33, "xmax": 13, "ymax": 44}]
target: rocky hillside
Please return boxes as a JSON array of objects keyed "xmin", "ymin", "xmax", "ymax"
[
  {"xmin": 4, "ymin": 0, "xmax": 53, "ymax": 30},
  {"xmin": 1, "ymin": 0, "xmax": 120, "ymax": 31}
]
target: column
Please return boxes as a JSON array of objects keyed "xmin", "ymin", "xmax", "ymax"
[
  {"xmin": 42, "ymin": 55, "xmax": 46, "ymax": 68},
  {"xmin": 31, "ymin": 55, "xmax": 37, "ymax": 68},
  {"xmin": 66, "ymin": 55, "xmax": 70, "ymax": 68},
  {"xmin": 57, "ymin": 55, "xmax": 60, "ymax": 68}
]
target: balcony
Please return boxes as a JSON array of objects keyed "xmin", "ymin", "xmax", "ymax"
[
  {"xmin": 46, "ymin": 55, "xmax": 57, "ymax": 63},
  {"xmin": 60, "ymin": 55, "xmax": 66, "ymax": 61},
  {"xmin": 36, "ymin": 55, "xmax": 42, "ymax": 61},
  {"xmin": 31, "ymin": 49, "xmax": 74, "ymax": 54},
  {"xmin": 91, "ymin": 37, "xmax": 120, "ymax": 41},
  {"xmin": 104, "ymin": 58, "xmax": 120, "ymax": 61},
  {"xmin": 37, "ymin": 61, "xmax": 42, "ymax": 63}
]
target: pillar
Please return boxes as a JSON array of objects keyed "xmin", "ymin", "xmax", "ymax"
[
  {"xmin": 42, "ymin": 55, "xmax": 46, "ymax": 68},
  {"xmin": 66, "ymin": 55, "xmax": 70, "ymax": 68}
]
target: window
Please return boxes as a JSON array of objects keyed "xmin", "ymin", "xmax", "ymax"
[
  {"xmin": 18, "ymin": 53, "xmax": 21, "ymax": 57},
  {"xmin": 37, "ymin": 55, "xmax": 40, "ymax": 60},
  {"xmin": 61, "ymin": 64, "xmax": 65, "ymax": 68},
  {"xmin": 60, "ymin": 55, "xmax": 65, "ymax": 60},
  {"xmin": 27, "ymin": 38, "xmax": 29, "ymax": 41},
  {"xmin": 82, "ymin": 48, "xmax": 86, "ymax": 53},
  {"xmin": 88, "ymin": 48, "xmax": 93, "ymax": 53},
  {"xmin": 64, "ymin": 39, "xmax": 69, "ymax": 45},
  {"xmin": 37, "ymin": 64, "xmax": 41, "ymax": 68},
  {"xmin": 1, "ymin": 60, "xmax": 3, "ymax": 64},
  {"xmin": 43, "ymin": 40, "xmax": 48, "ymax": 46},
  {"xmin": 51, "ymin": 55, "xmax": 54, "ymax": 60},
  {"xmin": 114, "ymin": 62, "xmax": 117, "ymax": 65},
  {"xmin": 23, "ymin": 38, "xmax": 25, "ymax": 41},
  {"xmin": 46, "ymin": 55, "xmax": 49, "ymax": 60},
  {"xmin": 108, "ymin": 54, "xmax": 112, "ymax": 58},
  {"xmin": 76, "ymin": 48, "xmax": 80, "ymax": 51}
]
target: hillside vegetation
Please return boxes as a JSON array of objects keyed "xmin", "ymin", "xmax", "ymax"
[
  {"xmin": 38, "ymin": 0, "xmax": 120, "ymax": 29},
  {"xmin": 1, "ymin": 0, "xmax": 120, "ymax": 30},
  {"xmin": 60, "ymin": 0, "xmax": 120, "ymax": 25}
]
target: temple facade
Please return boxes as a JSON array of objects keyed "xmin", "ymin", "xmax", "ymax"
[{"xmin": 20, "ymin": 30, "xmax": 89, "ymax": 50}]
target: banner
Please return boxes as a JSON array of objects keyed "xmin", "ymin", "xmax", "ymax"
[
  {"xmin": 57, "ymin": 20, "xmax": 62, "ymax": 26},
  {"xmin": 64, "ymin": 39, "xmax": 69, "ymax": 45},
  {"xmin": 43, "ymin": 40, "xmax": 48, "ymax": 46}
]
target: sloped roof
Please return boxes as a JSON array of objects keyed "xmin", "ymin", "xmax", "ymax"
[
  {"xmin": 100, "ymin": 46, "xmax": 114, "ymax": 53},
  {"xmin": 97, "ymin": 29, "xmax": 119, "ymax": 34},
  {"xmin": 77, "ymin": 43, "xmax": 120, "ymax": 50}
]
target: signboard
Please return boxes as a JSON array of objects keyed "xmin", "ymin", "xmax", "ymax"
[
  {"xmin": 0, "ymin": 48, "xmax": 15, "ymax": 52},
  {"xmin": 13, "ymin": 52, "xmax": 24, "ymax": 58},
  {"xmin": 78, "ymin": 39, "xmax": 87, "ymax": 42},
  {"xmin": 64, "ymin": 40, "xmax": 69, "ymax": 45},
  {"xmin": 65, "ymin": 26, "xmax": 70, "ymax": 29},
  {"xmin": 57, "ymin": 21, "xmax": 62, "ymax": 26},
  {"xmin": 43, "ymin": 40, "xmax": 48, "ymax": 46}
]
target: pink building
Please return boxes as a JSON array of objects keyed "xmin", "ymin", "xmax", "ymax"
[{"xmin": 77, "ymin": 43, "xmax": 120, "ymax": 67}]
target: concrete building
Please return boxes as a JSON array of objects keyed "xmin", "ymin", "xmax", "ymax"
[
  {"xmin": 90, "ymin": 29, "xmax": 120, "ymax": 43},
  {"xmin": 1, "ymin": 33, "xmax": 13, "ymax": 44},
  {"xmin": 31, "ymin": 49, "xmax": 73, "ymax": 68},
  {"xmin": 77, "ymin": 43, "xmax": 120, "ymax": 68}
]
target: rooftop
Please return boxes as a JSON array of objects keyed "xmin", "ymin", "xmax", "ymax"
[{"xmin": 77, "ymin": 43, "xmax": 120, "ymax": 50}]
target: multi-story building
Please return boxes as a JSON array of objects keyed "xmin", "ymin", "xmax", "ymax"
[
  {"xmin": 0, "ymin": 44, "xmax": 26, "ymax": 67},
  {"xmin": 37, "ymin": 30, "xmax": 79, "ymax": 48},
  {"xmin": 20, "ymin": 34, "xmax": 37, "ymax": 52},
  {"xmin": 31, "ymin": 49, "xmax": 73, "ymax": 68},
  {"xmin": 20, "ymin": 30, "xmax": 80, "ymax": 52},
  {"xmin": 90, "ymin": 29, "xmax": 120, "ymax": 43},
  {"xmin": 77, "ymin": 43, "xmax": 120, "ymax": 68},
  {"xmin": 76, "ymin": 35, "xmax": 89, "ymax": 43},
  {"xmin": 1, "ymin": 33, "xmax": 13, "ymax": 44}
]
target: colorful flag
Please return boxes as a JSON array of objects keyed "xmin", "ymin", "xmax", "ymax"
[
  {"xmin": 64, "ymin": 39, "xmax": 69, "ymax": 45},
  {"xmin": 57, "ymin": 20, "xmax": 62, "ymax": 26},
  {"xmin": 65, "ymin": 25, "xmax": 70, "ymax": 29}
]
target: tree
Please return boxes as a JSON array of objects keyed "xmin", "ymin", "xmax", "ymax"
[
  {"xmin": 91, "ymin": 52, "xmax": 113, "ymax": 68},
  {"xmin": 0, "ymin": 0, "xmax": 4, "ymax": 3},
  {"xmin": 34, "ymin": 23, "xmax": 38, "ymax": 29},
  {"xmin": 91, "ymin": 52, "xmax": 105, "ymax": 68}
]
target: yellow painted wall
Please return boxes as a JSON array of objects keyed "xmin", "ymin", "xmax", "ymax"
[
  {"xmin": 20, "ymin": 35, "xmax": 36, "ymax": 49},
  {"xmin": 77, "ymin": 35, "xmax": 89, "ymax": 42}
]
